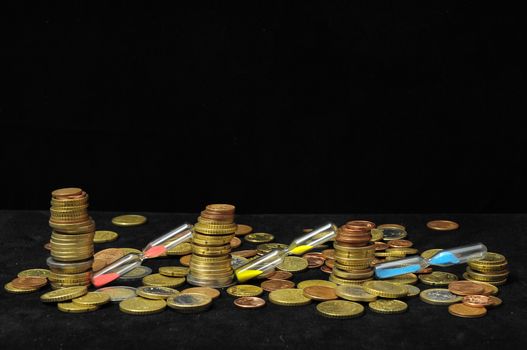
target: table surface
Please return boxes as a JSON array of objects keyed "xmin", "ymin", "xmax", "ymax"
[{"xmin": 0, "ymin": 210, "xmax": 525, "ymax": 349}]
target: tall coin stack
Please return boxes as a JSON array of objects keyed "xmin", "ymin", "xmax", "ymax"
[
  {"xmin": 329, "ymin": 220, "xmax": 376, "ymax": 285},
  {"xmin": 47, "ymin": 188, "xmax": 95, "ymax": 289},
  {"xmin": 465, "ymin": 252, "xmax": 509, "ymax": 286},
  {"xmin": 187, "ymin": 204, "xmax": 237, "ymax": 288}
]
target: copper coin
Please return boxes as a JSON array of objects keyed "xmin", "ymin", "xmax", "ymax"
[
  {"xmin": 462, "ymin": 295, "xmax": 493, "ymax": 308},
  {"xmin": 267, "ymin": 271, "xmax": 293, "ymax": 280},
  {"xmin": 52, "ymin": 187, "xmax": 83, "ymax": 198},
  {"xmin": 416, "ymin": 267, "xmax": 433, "ymax": 274},
  {"xmin": 11, "ymin": 276, "xmax": 48, "ymax": 289},
  {"xmin": 487, "ymin": 296, "xmax": 502, "ymax": 308},
  {"xmin": 230, "ymin": 237, "xmax": 242, "ymax": 249},
  {"xmin": 306, "ymin": 256, "xmax": 325, "ymax": 268},
  {"xmin": 370, "ymin": 258, "xmax": 384, "ymax": 266},
  {"xmin": 234, "ymin": 296, "xmax": 266, "ymax": 309},
  {"xmin": 235, "ymin": 224, "xmax": 253, "ymax": 236},
  {"xmin": 322, "ymin": 249, "xmax": 335, "ymax": 260},
  {"xmin": 231, "ymin": 250, "xmax": 257, "ymax": 258},
  {"xmin": 261, "ymin": 279, "xmax": 295, "ymax": 292},
  {"xmin": 345, "ymin": 220, "xmax": 376, "ymax": 230},
  {"xmin": 44, "ymin": 242, "xmax": 52, "ymax": 250},
  {"xmin": 303, "ymin": 286, "xmax": 338, "ymax": 301},
  {"xmin": 325, "ymin": 259, "xmax": 335, "ymax": 269},
  {"xmin": 179, "ymin": 254, "xmax": 192, "ymax": 266},
  {"xmin": 93, "ymin": 248, "xmax": 125, "ymax": 272},
  {"xmin": 448, "ymin": 281, "xmax": 485, "ymax": 296},
  {"xmin": 320, "ymin": 265, "xmax": 332, "ymax": 274},
  {"xmin": 388, "ymin": 239, "xmax": 413, "ymax": 248},
  {"xmin": 448, "ymin": 303, "xmax": 487, "ymax": 318},
  {"xmin": 427, "ymin": 220, "xmax": 459, "ymax": 231},
  {"xmin": 374, "ymin": 242, "xmax": 389, "ymax": 251},
  {"xmin": 303, "ymin": 252, "xmax": 325, "ymax": 260}
]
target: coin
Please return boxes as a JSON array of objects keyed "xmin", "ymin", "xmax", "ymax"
[
  {"xmin": 40, "ymin": 286, "xmax": 88, "ymax": 302},
  {"xmin": 403, "ymin": 284, "xmax": 421, "ymax": 297},
  {"xmin": 335, "ymin": 285, "xmax": 377, "ymax": 302},
  {"xmin": 119, "ymin": 296, "xmax": 166, "ymax": 315},
  {"xmin": 58, "ymin": 302, "xmax": 98, "ymax": 313},
  {"xmin": 231, "ymin": 250, "xmax": 258, "ymax": 258},
  {"xmin": 362, "ymin": 281, "xmax": 408, "ymax": 298},
  {"xmin": 277, "ymin": 256, "xmax": 308, "ymax": 272},
  {"xmin": 257, "ymin": 243, "xmax": 288, "ymax": 255},
  {"xmin": 380, "ymin": 228, "xmax": 407, "ymax": 240},
  {"xmin": 448, "ymin": 303, "xmax": 486, "ymax": 318},
  {"xmin": 52, "ymin": 187, "xmax": 83, "ymax": 198},
  {"xmin": 421, "ymin": 248, "xmax": 443, "ymax": 259},
  {"xmin": 305, "ymin": 256, "xmax": 325, "ymax": 268},
  {"xmin": 235, "ymin": 224, "xmax": 253, "ymax": 236},
  {"xmin": 4, "ymin": 282, "xmax": 39, "ymax": 294},
  {"xmin": 369, "ymin": 299, "xmax": 408, "ymax": 314},
  {"xmin": 448, "ymin": 281, "xmax": 485, "ymax": 296},
  {"xmin": 112, "ymin": 214, "xmax": 147, "ymax": 227},
  {"xmin": 72, "ymin": 292, "xmax": 111, "ymax": 306},
  {"xmin": 166, "ymin": 242, "xmax": 193, "ymax": 256},
  {"xmin": 297, "ymin": 279, "xmax": 337, "ymax": 290},
  {"xmin": 11, "ymin": 276, "xmax": 48, "ymax": 289},
  {"xmin": 322, "ymin": 249, "xmax": 335, "ymax": 259},
  {"xmin": 93, "ymin": 248, "xmax": 125, "ymax": 271},
  {"xmin": 487, "ymin": 295, "xmax": 502, "ymax": 307},
  {"xmin": 230, "ymin": 237, "xmax": 242, "ymax": 249},
  {"xmin": 226, "ymin": 285, "xmax": 263, "ymax": 297},
  {"xmin": 119, "ymin": 247, "xmax": 142, "ymax": 255},
  {"xmin": 269, "ymin": 288, "xmax": 312, "ymax": 306},
  {"xmin": 472, "ymin": 252, "xmax": 506, "ymax": 265},
  {"xmin": 462, "ymin": 272, "xmax": 507, "ymax": 286},
  {"xmin": 464, "ymin": 281, "xmax": 499, "ymax": 295},
  {"xmin": 179, "ymin": 255, "xmax": 192, "ymax": 266},
  {"xmin": 462, "ymin": 295, "xmax": 492, "ymax": 308},
  {"xmin": 142, "ymin": 274, "xmax": 185, "ymax": 288},
  {"xmin": 17, "ymin": 268, "xmax": 51, "ymax": 278},
  {"xmin": 267, "ymin": 271, "xmax": 293, "ymax": 280},
  {"xmin": 234, "ymin": 296, "xmax": 266, "ymax": 309},
  {"xmin": 427, "ymin": 220, "xmax": 459, "ymax": 231},
  {"xmin": 94, "ymin": 230, "xmax": 119, "ymax": 243},
  {"xmin": 206, "ymin": 204, "xmax": 236, "ymax": 213},
  {"xmin": 316, "ymin": 300, "xmax": 364, "ymax": 318},
  {"xmin": 303, "ymin": 286, "xmax": 337, "ymax": 301},
  {"xmin": 388, "ymin": 240, "xmax": 413, "ymax": 248},
  {"xmin": 419, "ymin": 271, "xmax": 458, "ymax": 286},
  {"xmin": 370, "ymin": 229, "xmax": 384, "ymax": 241},
  {"xmin": 118, "ymin": 266, "xmax": 152, "ymax": 281},
  {"xmin": 159, "ymin": 266, "xmax": 189, "ymax": 277},
  {"xmin": 261, "ymin": 279, "xmax": 295, "ymax": 292},
  {"xmin": 136, "ymin": 286, "xmax": 180, "ymax": 299},
  {"xmin": 245, "ymin": 233, "xmax": 274, "ymax": 243},
  {"xmin": 44, "ymin": 242, "xmax": 51, "ymax": 250},
  {"xmin": 96, "ymin": 286, "xmax": 137, "ymax": 302},
  {"xmin": 419, "ymin": 288, "xmax": 463, "ymax": 305},
  {"xmin": 231, "ymin": 255, "xmax": 249, "ymax": 269},
  {"xmin": 166, "ymin": 293, "xmax": 212, "ymax": 313},
  {"xmin": 320, "ymin": 266, "xmax": 332, "ymax": 274},
  {"xmin": 385, "ymin": 273, "xmax": 418, "ymax": 285},
  {"xmin": 378, "ymin": 224, "xmax": 406, "ymax": 230},
  {"xmin": 181, "ymin": 287, "xmax": 220, "ymax": 299}
]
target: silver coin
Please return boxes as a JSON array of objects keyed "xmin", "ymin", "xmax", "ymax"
[
  {"xmin": 96, "ymin": 286, "xmax": 137, "ymax": 302},
  {"xmin": 419, "ymin": 288, "xmax": 463, "ymax": 304},
  {"xmin": 118, "ymin": 266, "xmax": 152, "ymax": 281},
  {"xmin": 381, "ymin": 228, "xmax": 407, "ymax": 240},
  {"xmin": 136, "ymin": 286, "xmax": 179, "ymax": 299},
  {"xmin": 231, "ymin": 255, "xmax": 249, "ymax": 269}
]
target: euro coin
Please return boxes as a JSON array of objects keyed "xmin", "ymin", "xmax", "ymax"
[
  {"xmin": 119, "ymin": 297, "xmax": 166, "ymax": 315},
  {"xmin": 72, "ymin": 292, "xmax": 111, "ymax": 306},
  {"xmin": 245, "ymin": 233, "xmax": 274, "ymax": 243},
  {"xmin": 419, "ymin": 288, "xmax": 463, "ymax": 305},
  {"xmin": 235, "ymin": 224, "xmax": 253, "ymax": 236},
  {"xmin": 119, "ymin": 266, "xmax": 152, "ymax": 281},
  {"xmin": 335, "ymin": 285, "xmax": 377, "ymax": 302},
  {"xmin": 112, "ymin": 214, "xmax": 147, "ymax": 227},
  {"xmin": 404, "ymin": 285, "xmax": 421, "ymax": 297},
  {"xmin": 94, "ymin": 230, "xmax": 119, "ymax": 243},
  {"xmin": 277, "ymin": 256, "xmax": 308, "ymax": 272},
  {"xmin": 448, "ymin": 281, "xmax": 485, "ymax": 296},
  {"xmin": 462, "ymin": 295, "xmax": 493, "ymax": 308},
  {"xmin": 227, "ymin": 285, "xmax": 263, "ymax": 297},
  {"xmin": 159, "ymin": 266, "xmax": 189, "ymax": 277},
  {"xmin": 142, "ymin": 274, "xmax": 185, "ymax": 288},
  {"xmin": 426, "ymin": 220, "xmax": 459, "ymax": 231},
  {"xmin": 297, "ymin": 279, "xmax": 337, "ymax": 290},
  {"xmin": 230, "ymin": 237, "xmax": 242, "ymax": 249},
  {"xmin": 421, "ymin": 249, "xmax": 443, "ymax": 259},
  {"xmin": 136, "ymin": 286, "xmax": 180, "ymax": 299},
  {"xmin": 181, "ymin": 287, "xmax": 220, "ymax": 299},
  {"xmin": 385, "ymin": 273, "xmax": 418, "ymax": 285},
  {"xmin": 231, "ymin": 250, "xmax": 258, "ymax": 258},
  {"xmin": 40, "ymin": 286, "xmax": 88, "ymax": 302},
  {"xmin": 303, "ymin": 286, "xmax": 337, "ymax": 301},
  {"xmin": 96, "ymin": 286, "xmax": 137, "ymax": 302},
  {"xmin": 380, "ymin": 228, "xmax": 407, "ymax": 240},
  {"xmin": 269, "ymin": 288, "xmax": 311, "ymax": 306},
  {"xmin": 369, "ymin": 299, "xmax": 407, "ymax": 314},
  {"xmin": 166, "ymin": 242, "xmax": 192, "ymax": 256},
  {"xmin": 58, "ymin": 302, "xmax": 98, "ymax": 313},
  {"xmin": 4, "ymin": 282, "xmax": 39, "ymax": 294},
  {"xmin": 448, "ymin": 303, "xmax": 486, "ymax": 318},
  {"xmin": 378, "ymin": 224, "xmax": 406, "ymax": 230},
  {"xmin": 11, "ymin": 276, "xmax": 48, "ymax": 289},
  {"xmin": 17, "ymin": 268, "xmax": 51, "ymax": 278},
  {"xmin": 316, "ymin": 300, "xmax": 364, "ymax": 318},
  {"xmin": 256, "ymin": 243, "xmax": 288, "ymax": 255},
  {"xmin": 419, "ymin": 271, "xmax": 458, "ymax": 286},
  {"xmin": 234, "ymin": 296, "xmax": 266, "ymax": 309},
  {"xmin": 362, "ymin": 281, "xmax": 408, "ymax": 298},
  {"xmin": 179, "ymin": 254, "xmax": 192, "ymax": 266},
  {"xmin": 166, "ymin": 293, "xmax": 212, "ymax": 313},
  {"xmin": 267, "ymin": 271, "xmax": 293, "ymax": 280},
  {"xmin": 261, "ymin": 279, "xmax": 295, "ymax": 292}
]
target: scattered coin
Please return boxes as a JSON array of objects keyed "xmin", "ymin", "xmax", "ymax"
[
  {"xmin": 404, "ymin": 285, "xmax": 421, "ymax": 297},
  {"xmin": 58, "ymin": 302, "xmax": 98, "ymax": 313},
  {"xmin": 370, "ymin": 229, "xmax": 384, "ymax": 241},
  {"xmin": 322, "ymin": 249, "xmax": 335, "ymax": 260},
  {"xmin": 245, "ymin": 233, "xmax": 274, "ymax": 243},
  {"xmin": 234, "ymin": 296, "xmax": 266, "ymax": 309},
  {"xmin": 257, "ymin": 243, "xmax": 288, "ymax": 255},
  {"xmin": 179, "ymin": 254, "xmax": 192, "ymax": 266},
  {"xmin": 235, "ymin": 224, "xmax": 253, "ymax": 236},
  {"xmin": 303, "ymin": 286, "xmax": 338, "ymax": 301},
  {"xmin": 305, "ymin": 255, "xmax": 325, "ymax": 268},
  {"xmin": 448, "ymin": 281, "xmax": 485, "ymax": 296},
  {"xmin": 142, "ymin": 274, "xmax": 185, "ymax": 288},
  {"xmin": 41, "ymin": 286, "xmax": 88, "ymax": 303},
  {"xmin": 119, "ymin": 247, "xmax": 142, "ymax": 255},
  {"xmin": 317, "ymin": 300, "xmax": 364, "ymax": 318},
  {"xmin": 159, "ymin": 266, "xmax": 189, "ymax": 277},
  {"xmin": 112, "ymin": 214, "xmax": 147, "ymax": 227},
  {"xmin": 166, "ymin": 242, "xmax": 192, "ymax": 256},
  {"xmin": 261, "ymin": 279, "xmax": 295, "ymax": 292},
  {"xmin": 421, "ymin": 249, "xmax": 443, "ymax": 259},
  {"xmin": 11, "ymin": 276, "xmax": 48, "ymax": 289},
  {"xmin": 94, "ymin": 230, "xmax": 119, "ymax": 244},
  {"xmin": 268, "ymin": 288, "xmax": 312, "ymax": 306},
  {"xmin": 231, "ymin": 250, "xmax": 258, "ymax": 258},
  {"xmin": 362, "ymin": 281, "xmax": 408, "ymax": 298},
  {"xmin": 419, "ymin": 272, "xmax": 458, "ymax": 286},
  {"xmin": 277, "ymin": 256, "xmax": 308, "ymax": 272},
  {"xmin": 72, "ymin": 292, "xmax": 111, "ymax": 306},
  {"xmin": 267, "ymin": 271, "xmax": 293, "ymax": 280},
  {"xmin": 119, "ymin": 266, "xmax": 152, "ymax": 281},
  {"xmin": 385, "ymin": 273, "xmax": 418, "ymax": 285},
  {"xmin": 380, "ymin": 228, "xmax": 407, "ymax": 240},
  {"xmin": 297, "ymin": 280, "xmax": 337, "ymax": 290},
  {"xmin": 462, "ymin": 295, "xmax": 493, "ymax": 308},
  {"xmin": 18, "ymin": 269, "xmax": 51, "ymax": 278},
  {"xmin": 136, "ymin": 286, "xmax": 180, "ymax": 299},
  {"xmin": 335, "ymin": 285, "xmax": 377, "ymax": 302},
  {"xmin": 487, "ymin": 295, "xmax": 502, "ymax": 308},
  {"xmin": 388, "ymin": 240, "xmax": 413, "ymax": 248},
  {"xmin": 378, "ymin": 224, "xmax": 406, "ymax": 230},
  {"xmin": 320, "ymin": 265, "xmax": 332, "ymax": 274},
  {"xmin": 419, "ymin": 288, "xmax": 463, "ymax": 305},
  {"xmin": 93, "ymin": 248, "xmax": 125, "ymax": 271},
  {"xmin": 427, "ymin": 220, "xmax": 459, "ymax": 231},
  {"xmin": 181, "ymin": 287, "xmax": 220, "ymax": 299},
  {"xmin": 448, "ymin": 303, "xmax": 486, "ymax": 318},
  {"xmin": 96, "ymin": 286, "xmax": 137, "ymax": 302},
  {"xmin": 369, "ymin": 299, "xmax": 408, "ymax": 314},
  {"xmin": 4, "ymin": 282, "xmax": 39, "ymax": 294},
  {"xmin": 119, "ymin": 296, "xmax": 166, "ymax": 315},
  {"xmin": 230, "ymin": 237, "xmax": 242, "ymax": 249},
  {"xmin": 227, "ymin": 285, "xmax": 263, "ymax": 297},
  {"xmin": 231, "ymin": 255, "xmax": 249, "ymax": 269},
  {"xmin": 166, "ymin": 293, "xmax": 212, "ymax": 313}
]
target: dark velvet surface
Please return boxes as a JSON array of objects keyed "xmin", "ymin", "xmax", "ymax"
[{"xmin": 0, "ymin": 211, "xmax": 525, "ymax": 349}]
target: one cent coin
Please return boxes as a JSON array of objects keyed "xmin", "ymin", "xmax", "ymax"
[
  {"xmin": 322, "ymin": 249, "xmax": 335, "ymax": 259},
  {"xmin": 230, "ymin": 237, "xmax": 242, "ymax": 249},
  {"xmin": 427, "ymin": 220, "xmax": 459, "ymax": 231},
  {"xmin": 303, "ymin": 286, "xmax": 338, "ymax": 301},
  {"xmin": 234, "ymin": 296, "xmax": 266, "ymax": 309},
  {"xmin": 388, "ymin": 240, "xmax": 413, "ymax": 248},
  {"xmin": 462, "ymin": 295, "xmax": 493, "ymax": 308},
  {"xmin": 11, "ymin": 276, "xmax": 48, "ymax": 289},
  {"xmin": 261, "ymin": 279, "xmax": 295, "ymax": 292},
  {"xmin": 320, "ymin": 265, "xmax": 332, "ymax": 274},
  {"xmin": 267, "ymin": 271, "xmax": 293, "ymax": 280},
  {"xmin": 448, "ymin": 281, "xmax": 485, "ymax": 296},
  {"xmin": 235, "ymin": 224, "xmax": 253, "ymax": 236},
  {"xmin": 448, "ymin": 303, "xmax": 487, "ymax": 318},
  {"xmin": 306, "ymin": 256, "xmax": 325, "ymax": 268},
  {"xmin": 179, "ymin": 254, "xmax": 192, "ymax": 266}
]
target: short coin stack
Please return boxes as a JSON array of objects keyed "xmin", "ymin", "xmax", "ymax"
[
  {"xmin": 329, "ymin": 220, "xmax": 376, "ymax": 285},
  {"xmin": 464, "ymin": 252, "xmax": 509, "ymax": 286},
  {"xmin": 47, "ymin": 188, "xmax": 95, "ymax": 289},
  {"xmin": 187, "ymin": 204, "xmax": 237, "ymax": 288}
]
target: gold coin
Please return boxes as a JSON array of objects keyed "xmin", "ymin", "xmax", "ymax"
[
  {"xmin": 385, "ymin": 273, "xmax": 418, "ymax": 285},
  {"xmin": 142, "ymin": 274, "xmax": 185, "ymax": 288},
  {"xmin": 421, "ymin": 249, "xmax": 443, "ymax": 259},
  {"xmin": 166, "ymin": 242, "xmax": 193, "ymax": 256},
  {"xmin": 362, "ymin": 281, "xmax": 408, "ymax": 298},
  {"xmin": 159, "ymin": 266, "xmax": 189, "ymax": 277},
  {"xmin": 256, "ymin": 243, "xmax": 288, "ymax": 255},
  {"xmin": 235, "ymin": 224, "xmax": 253, "ymax": 236},
  {"xmin": 40, "ymin": 286, "xmax": 88, "ymax": 302},
  {"xmin": 72, "ymin": 292, "xmax": 111, "ymax": 306},
  {"xmin": 316, "ymin": 300, "xmax": 364, "ymax": 318},
  {"xmin": 119, "ymin": 248, "xmax": 142, "ymax": 255},
  {"xmin": 277, "ymin": 256, "xmax": 308, "ymax": 272},
  {"xmin": 462, "ymin": 272, "xmax": 507, "ymax": 286},
  {"xmin": 419, "ymin": 288, "xmax": 463, "ymax": 305},
  {"xmin": 472, "ymin": 252, "xmax": 506, "ymax": 265},
  {"xmin": 370, "ymin": 229, "xmax": 384, "ymax": 242},
  {"xmin": 136, "ymin": 286, "xmax": 180, "ymax": 299},
  {"xmin": 119, "ymin": 296, "xmax": 166, "ymax": 315},
  {"xmin": 335, "ymin": 285, "xmax": 377, "ymax": 302},
  {"xmin": 180, "ymin": 255, "xmax": 192, "ymax": 266},
  {"xmin": 58, "ymin": 302, "xmax": 98, "ymax": 313},
  {"xmin": 94, "ymin": 230, "xmax": 119, "ymax": 243},
  {"xmin": 17, "ymin": 268, "xmax": 51, "ymax": 278},
  {"xmin": 96, "ymin": 286, "xmax": 137, "ymax": 301},
  {"xmin": 419, "ymin": 271, "xmax": 458, "ymax": 286},
  {"xmin": 245, "ymin": 233, "xmax": 274, "ymax": 243},
  {"xmin": 226, "ymin": 285, "xmax": 263, "ymax": 297},
  {"xmin": 297, "ymin": 280, "xmax": 338, "ymax": 290},
  {"xmin": 4, "ymin": 282, "xmax": 39, "ymax": 294},
  {"xmin": 181, "ymin": 287, "xmax": 220, "ymax": 299},
  {"xmin": 369, "ymin": 299, "xmax": 408, "ymax": 314},
  {"xmin": 166, "ymin": 293, "xmax": 212, "ymax": 313},
  {"xmin": 268, "ymin": 288, "xmax": 312, "ymax": 306},
  {"xmin": 112, "ymin": 214, "xmax": 147, "ymax": 227},
  {"xmin": 378, "ymin": 224, "xmax": 406, "ymax": 230},
  {"xmin": 426, "ymin": 220, "xmax": 459, "ymax": 231},
  {"xmin": 404, "ymin": 285, "xmax": 421, "ymax": 297}
]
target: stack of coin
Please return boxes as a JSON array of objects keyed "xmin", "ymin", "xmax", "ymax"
[
  {"xmin": 187, "ymin": 204, "xmax": 237, "ymax": 288},
  {"xmin": 464, "ymin": 252, "xmax": 509, "ymax": 286},
  {"xmin": 329, "ymin": 220, "xmax": 376, "ymax": 285},
  {"xmin": 47, "ymin": 188, "xmax": 95, "ymax": 289}
]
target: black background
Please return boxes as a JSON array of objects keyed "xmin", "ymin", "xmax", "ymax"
[{"xmin": 2, "ymin": 2, "xmax": 525, "ymax": 214}]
